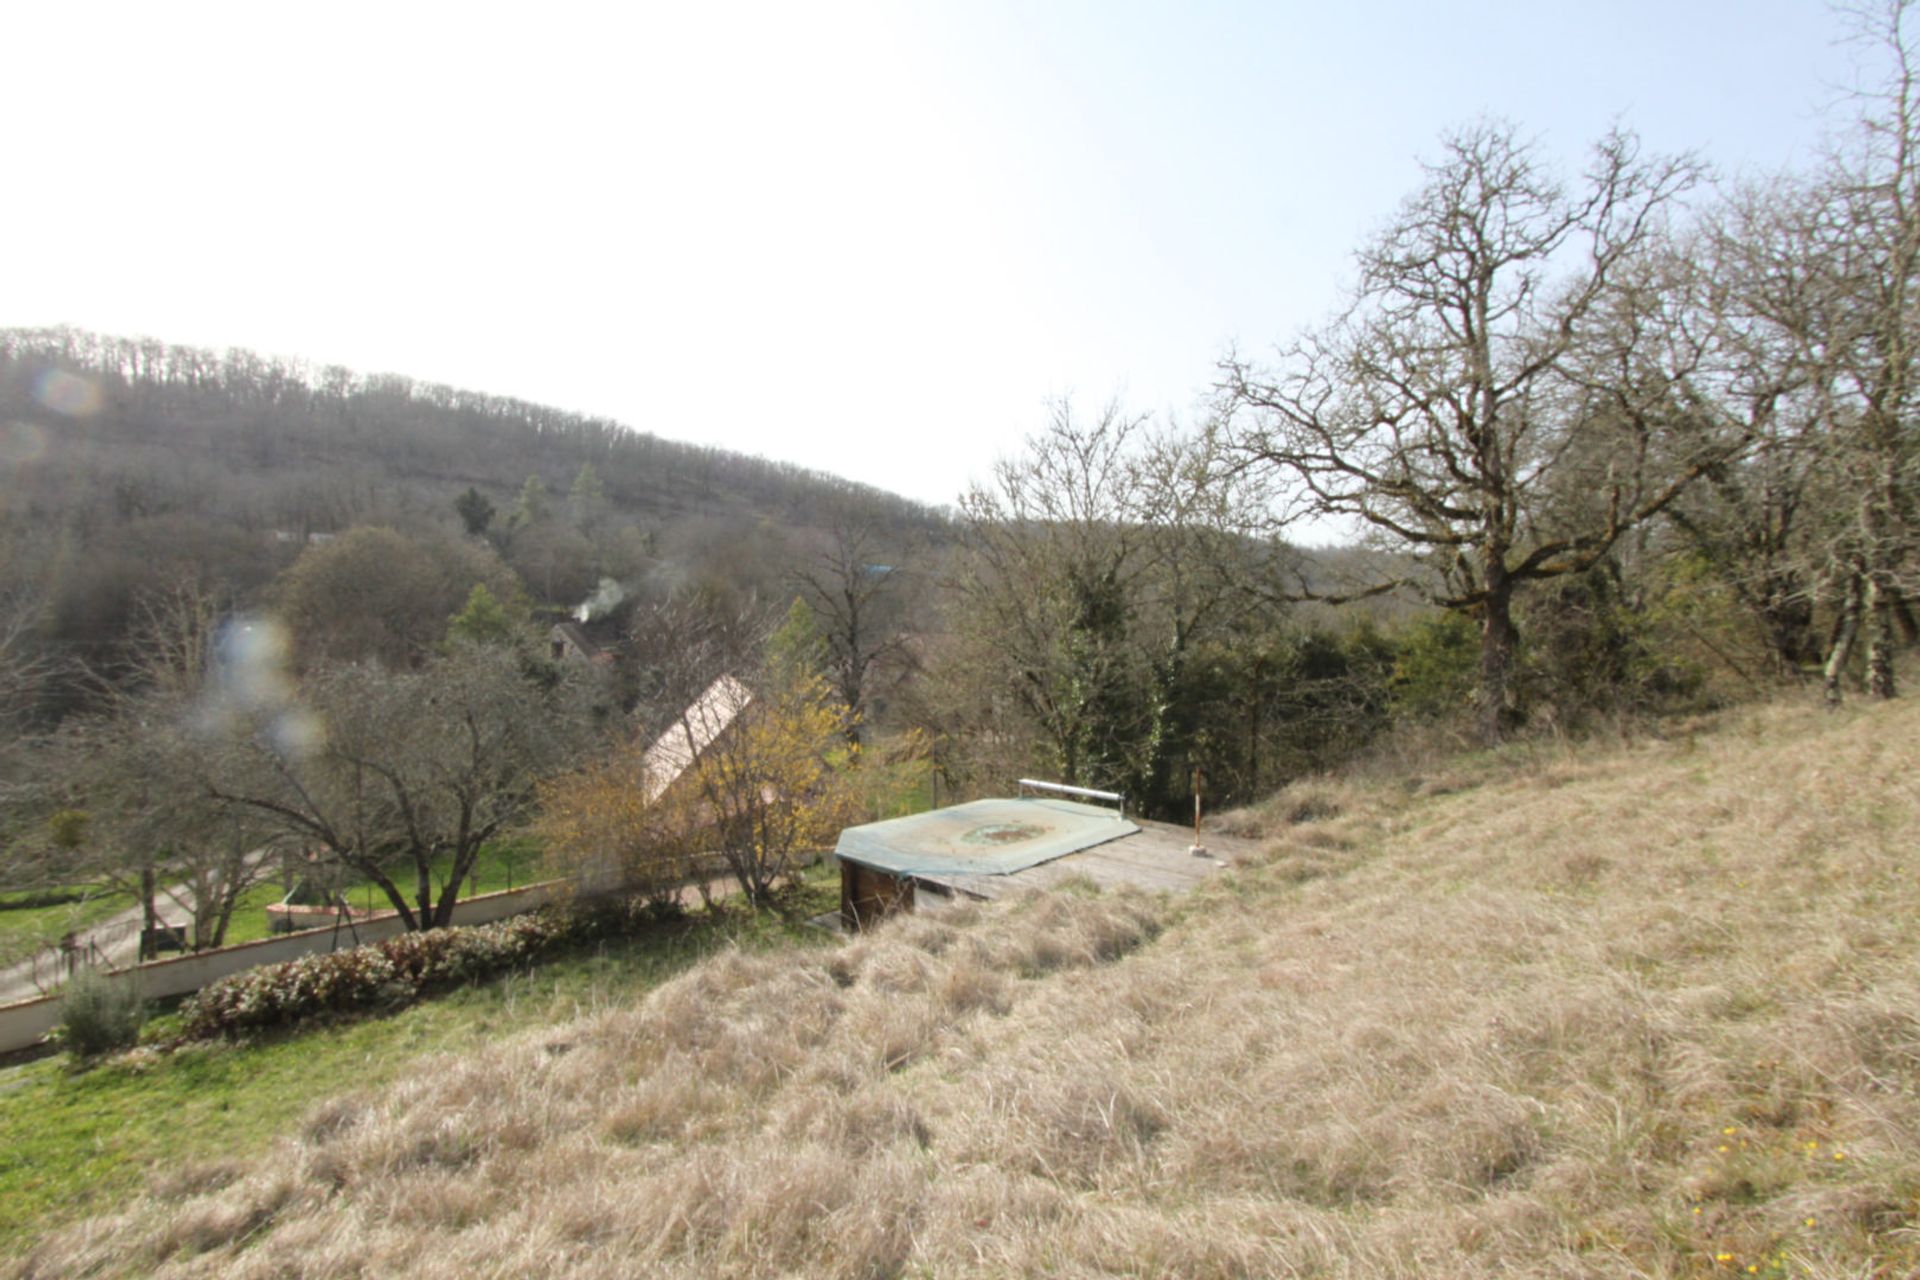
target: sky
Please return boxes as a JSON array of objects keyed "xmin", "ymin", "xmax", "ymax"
[{"xmin": 3, "ymin": 1, "xmax": 1868, "ymax": 509}]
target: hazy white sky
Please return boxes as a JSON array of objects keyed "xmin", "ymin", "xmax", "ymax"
[{"xmin": 5, "ymin": 1, "xmax": 1863, "ymax": 508}]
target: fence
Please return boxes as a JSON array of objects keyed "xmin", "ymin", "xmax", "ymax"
[{"xmin": 0, "ymin": 881, "xmax": 563, "ymax": 1055}]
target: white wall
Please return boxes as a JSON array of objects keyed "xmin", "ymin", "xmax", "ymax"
[{"xmin": 0, "ymin": 881, "xmax": 562, "ymax": 1056}]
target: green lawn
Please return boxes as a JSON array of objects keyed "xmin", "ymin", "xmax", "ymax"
[
  {"xmin": 220, "ymin": 839, "xmax": 550, "ymax": 945},
  {"xmin": 0, "ymin": 840, "xmax": 558, "ymax": 958},
  {"xmin": 0, "ymin": 874, "xmax": 838, "ymax": 1255},
  {"xmin": 0, "ymin": 886, "xmax": 131, "ymax": 961}
]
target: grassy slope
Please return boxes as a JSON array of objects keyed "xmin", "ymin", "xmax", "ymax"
[
  {"xmin": 8, "ymin": 694, "xmax": 1920, "ymax": 1277},
  {"xmin": 0, "ymin": 886, "xmax": 837, "ymax": 1257}
]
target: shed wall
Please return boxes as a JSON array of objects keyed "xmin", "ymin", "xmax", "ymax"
[{"xmin": 840, "ymin": 861, "xmax": 913, "ymax": 931}]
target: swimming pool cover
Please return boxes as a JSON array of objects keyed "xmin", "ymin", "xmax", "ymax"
[{"xmin": 834, "ymin": 797, "xmax": 1139, "ymax": 878}]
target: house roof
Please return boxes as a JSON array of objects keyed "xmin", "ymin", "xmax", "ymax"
[
  {"xmin": 550, "ymin": 620, "xmax": 603, "ymax": 658},
  {"xmin": 640, "ymin": 674, "xmax": 753, "ymax": 803}
]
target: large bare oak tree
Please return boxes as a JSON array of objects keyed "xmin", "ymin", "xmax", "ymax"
[{"xmin": 1220, "ymin": 121, "xmax": 1728, "ymax": 741}]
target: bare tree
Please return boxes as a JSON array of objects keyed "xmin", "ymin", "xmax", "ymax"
[
  {"xmin": 0, "ymin": 586, "xmax": 59, "ymax": 734},
  {"xmin": 0, "ymin": 582, "xmax": 69, "ymax": 895},
  {"xmin": 1220, "ymin": 121, "xmax": 1723, "ymax": 741},
  {"xmin": 208, "ymin": 642, "xmax": 593, "ymax": 930},
  {"xmin": 950, "ymin": 401, "xmax": 1158, "ymax": 793},
  {"xmin": 1639, "ymin": 4, "xmax": 1920, "ymax": 700},
  {"xmin": 67, "ymin": 702, "xmax": 280, "ymax": 953},
  {"xmin": 941, "ymin": 401, "xmax": 1284, "ymax": 810},
  {"xmin": 57, "ymin": 583, "xmax": 282, "ymax": 952},
  {"xmin": 622, "ymin": 591, "xmax": 768, "ymax": 730},
  {"xmin": 1661, "ymin": 183, "xmax": 1828, "ymax": 677},
  {"xmin": 791, "ymin": 502, "xmax": 914, "ymax": 744},
  {"xmin": 1804, "ymin": 0, "xmax": 1920, "ymax": 702}
]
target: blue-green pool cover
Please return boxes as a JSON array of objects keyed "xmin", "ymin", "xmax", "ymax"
[{"xmin": 834, "ymin": 797, "xmax": 1138, "ymax": 878}]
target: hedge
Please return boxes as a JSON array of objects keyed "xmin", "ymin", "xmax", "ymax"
[{"xmin": 179, "ymin": 906, "xmax": 616, "ymax": 1040}]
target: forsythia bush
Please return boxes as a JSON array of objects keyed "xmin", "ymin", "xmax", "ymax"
[{"xmin": 180, "ymin": 908, "xmax": 605, "ymax": 1039}]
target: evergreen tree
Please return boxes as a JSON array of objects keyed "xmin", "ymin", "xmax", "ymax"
[
  {"xmin": 568, "ymin": 462, "xmax": 608, "ymax": 531},
  {"xmin": 447, "ymin": 583, "xmax": 518, "ymax": 647},
  {"xmin": 766, "ymin": 596, "xmax": 829, "ymax": 692},
  {"xmin": 507, "ymin": 474, "xmax": 551, "ymax": 531},
  {"xmin": 453, "ymin": 486, "xmax": 496, "ymax": 538}
]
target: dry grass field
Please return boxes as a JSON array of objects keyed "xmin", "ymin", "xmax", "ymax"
[{"xmin": 10, "ymin": 693, "xmax": 1920, "ymax": 1278}]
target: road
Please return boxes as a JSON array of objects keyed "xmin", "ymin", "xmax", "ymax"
[
  {"xmin": 0, "ymin": 851, "xmax": 276, "ymax": 1006},
  {"xmin": 0, "ymin": 895, "xmax": 194, "ymax": 1005},
  {"xmin": 0, "ymin": 853, "xmax": 755, "ymax": 1008}
]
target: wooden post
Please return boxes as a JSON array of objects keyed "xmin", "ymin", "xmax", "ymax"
[{"xmin": 1189, "ymin": 767, "xmax": 1208, "ymax": 858}]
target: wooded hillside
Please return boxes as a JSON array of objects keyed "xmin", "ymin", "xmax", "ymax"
[{"xmin": 0, "ymin": 326, "xmax": 940, "ymax": 683}]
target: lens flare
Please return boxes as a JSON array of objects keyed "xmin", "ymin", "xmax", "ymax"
[
  {"xmin": 217, "ymin": 616, "xmax": 294, "ymax": 710},
  {"xmin": 271, "ymin": 706, "xmax": 326, "ymax": 758},
  {"xmin": 33, "ymin": 369, "xmax": 102, "ymax": 417},
  {"xmin": 194, "ymin": 616, "xmax": 326, "ymax": 759}
]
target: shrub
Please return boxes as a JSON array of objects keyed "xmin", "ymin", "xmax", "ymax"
[
  {"xmin": 60, "ymin": 965, "xmax": 147, "ymax": 1058},
  {"xmin": 1388, "ymin": 612, "xmax": 1479, "ymax": 722},
  {"xmin": 1518, "ymin": 568, "xmax": 1709, "ymax": 726},
  {"xmin": 178, "ymin": 906, "xmax": 618, "ymax": 1040}
]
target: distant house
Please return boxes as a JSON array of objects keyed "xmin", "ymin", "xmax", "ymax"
[{"xmin": 549, "ymin": 620, "xmax": 614, "ymax": 666}]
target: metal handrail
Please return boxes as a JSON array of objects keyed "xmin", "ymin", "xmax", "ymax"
[{"xmin": 1016, "ymin": 778, "xmax": 1126, "ymax": 817}]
